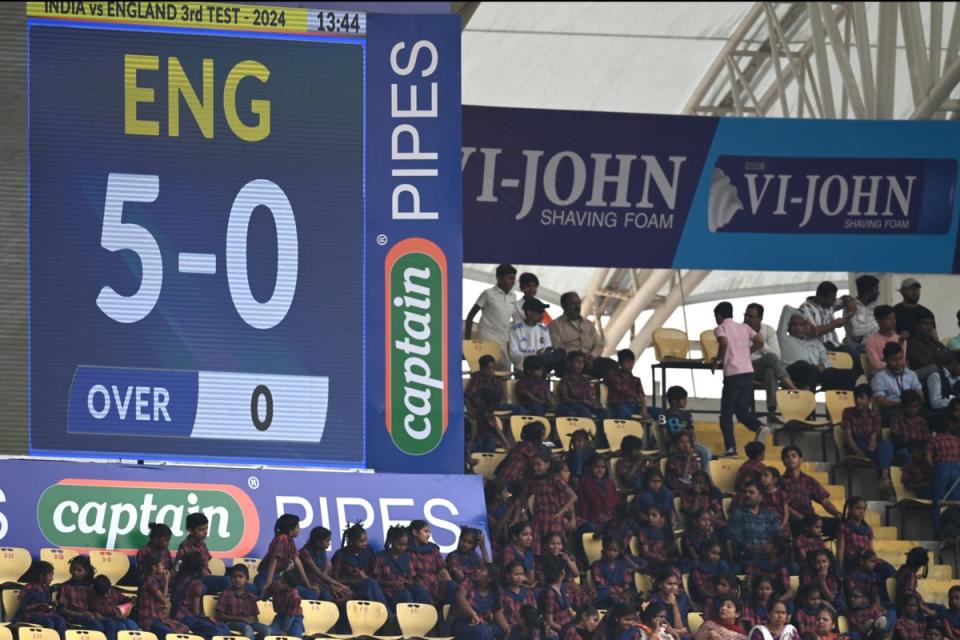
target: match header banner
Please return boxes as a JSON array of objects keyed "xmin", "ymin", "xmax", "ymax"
[
  {"xmin": 462, "ymin": 105, "xmax": 960, "ymax": 273},
  {"xmin": 27, "ymin": 4, "xmax": 463, "ymax": 473},
  {"xmin": 0, "ymin": 458, "xmax": 487, "ymax": 557}
]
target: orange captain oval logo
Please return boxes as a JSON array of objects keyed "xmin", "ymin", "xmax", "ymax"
[
  {"xmin": 37, "ymin": 479, "xmax": 259, "ymax": 556},
  {"xmin": 384, "ymin": 238, "xmax": 449, "ymax": 455}
]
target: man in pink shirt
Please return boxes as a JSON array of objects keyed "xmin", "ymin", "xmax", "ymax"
[
  {"xmin": 864, "ymin": 305, "xmax": 908, "ymax": 375},
  {"xmin": 713, "ymin": 301, "xmax": 770, "ymax": 456}
]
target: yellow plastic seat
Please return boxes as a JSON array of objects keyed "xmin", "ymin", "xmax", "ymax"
[
  {"xmin": 118, "ymin": 633, "xmax": 159, "ymax": 640},
  {"xmin": 603, "ymin": 419, "xmax": 644, "ymax": 453},
  {"xmin": 18, "ymin": 629, "xmax": 60, "ymax": 640},
  {"xmin": 582, "ymin": 533, "xmax": 603, "ymax": 565},
  {"xmin": 709, "ymin": 459, "xmax": 742, "ymax": 494},
  {"xmin": 699, "ymin": 330, "xmax": 719, "ymax": 362},
  {"xmin": 0, "ymin": 627, "xmax": 13, "ymax": 640},
  {"xmin": 208, "ymin": 557, "xmax": 226, "ymax": 577},
  {"xmin": 202, "ymin": 595, "xmax": 218, "ymax": 619},
  {"xmin": 508, "ymin": 415, "xmax": 550, "ymax": 444},
  {"xmin": 652, "ymin": 328, "xmax": 692, "ymax": 362},
  {"xmin": 90, "ymin": 550, "xmax": 129, "ymax": 585},
  {"xmin": 887, "ymin": 467, "xmax": 936, "ymax": 531},
  {"xmin": 396, "ymin": 602, "xmax": 450, "ymax": 639},
  {"xmin": 165, "ymin": 634, "xmax": 204, "ymax": 640},
  {"xmin": 257, "ymin": 599, "xmax": 276, "ymax": 625},
  {"xmin": 2, "ymin": 589, "xmax": 19, "ymax": 623},
  {"xmin": 463, "ymin": 340, "xmax": 504, "ymax": 372},
  {"xmin": 827, "ymin": 351, "xmax": 854, "ymax": 370},
  {"xmin": 39, "ymin": 548, "xmax": 71, "ymax": 585},
  {"xmin": 556, "ymin": 417, "xmax": 596, "ymax": 449},
  {"xmin": 917, "ymin": 579, "xmax": 960, "ymax": 604},
  {"xmin": 231, "ymin": 558, "xmax": 261, "ymax": 573},
  {"xmin": 344, "ymin": 600, "xmax": 389, "ymax": 637},
  {"xmin": 776, "ymin": 389, "xmax": 832, "ymax": 460},
  {"xmin": 470, "ymin": 452, "xmax": 505, "ymax": 480},
  {"xmin": 0, "ymin": 549, "xmax": 31, "ymax": 586},
  {"xmin": 837, "ymin": 616, "xmax": 849, "ymax": 633},
  {"xmin": 634, "ymin": 573, "xmax": 651, "ymax": 594},
  {"xmin": 688, "ymin": 612, "xmax": 704, "ymax": 633},
  {"xmin": 302, "ymin": 600, "xmax": 339, "ymax": 636},
  {"xmin": 263, "ymin": 637, "xmax": 299, "ymax": 640},
  {"xmin": 929, "ymin": 564, "xmax": 954, "ymax": 580}
]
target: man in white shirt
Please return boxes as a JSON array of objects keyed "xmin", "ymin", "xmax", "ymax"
[
  {"xmin": 744, "ymin": 302, "xmax": 796, "ymax": 422},
  {"xmin": 844, "ymin": 275, "xmax": 880, "ymax": 353},
  {"xmin": 464, "ymin": 264, "xmax": 519, "ymax": 367},
  {"xmin": 779, "ymin": 306, "xmax": 857, "ymax": 392},
  {"xmin": 508, "ymin": 298, "xmax": 562, "ymax": 371},
  {"xmin": 799, "ymin": 281, "xmax": 847, "ymax": 349}
]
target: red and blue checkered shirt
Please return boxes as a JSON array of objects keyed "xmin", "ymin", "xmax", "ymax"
[
  {"xmin": 894, "ymin": 615, "xmax": 925, "ymax": 640},
  {"xmin": 531, "ymin": 476, "xmax": 571, "ymax": 544},
  {"xmin": 90, "ymin": 587, "xmax": 132, "ymax": 618},
  {"xmin": 457, "ymin": 579, "xmax": 500, "ymax": 623},
  {"xmin": 736, "ymin": 459, "xmax": 767, "ymax": 490},
  {"xmin": 216, "ymin": 587, "xmax": 260, "ymax": 619},
  {"xmin": 792, "ymin": 606, "xmax": 823, "ymax": 634},
  {"xmin": 930, "ymin": 432, "xmax": 960, "ymax": 464},
  {"xmin": 837, "ymin": 520, "xmax": 873, "ymax": 565},
  {"xmin": 538, "ymin": 584, "xmax": 573, "ymax": 628},
  {"xmin": 171, "ymin": 576, "xmax": 204, "ymax": 621},
  {"xmin": 373, "ymin": 551, "xmax": 415, "ymax": 598},
  {"xmin": 497, "ymin": 442, "xmax": 540, "ymax": 483},
  {"xmin": 604, "ymin": 369, "xmax": 644, "ymax": 405},
  {"xmin": 781, "ymin": 471, "xmax": 830, "ymax": 518},
  {"xmin": 408, "ymin": 542, "xmax": 447, "ymax": 598},
  {"xmin": 665, "ymin": 452, "xmax": 701, "ymax": 492},
  {"xmin": 136, "ymin": 545, "xmax": 173, "ymax": 579},
  {"xmin": 499, "ymin": 586, "xmax": 535, "ymax": 627},
  {"xmin": 891, "ymin": 415, "xmax": 930, "ymax": 448},
  {"xmin": 137, "ymin": 574, "xmax": 189, "ymax": 633},
  {"xmin": 265, "ymin": 582, "xmax": 302, "ymax": 617},
  {"xmin": 793, "ymin": 534, "xmax": 825, "ymax": 565},
  {"xmin": 894, "ymin": 566, "xmax": 922, "ymax": 605},
  {"xmin": 558, "ymin": 373, "xmax": 595, "ymax": 406},
  {"xmin": 842, "ymin": 407, "xmax": 882, "ymax": 443},
  {"xmin": 516, "ymin": 377, "xmax": 551, "ymax": 408},
  {"xmin": 746, "ymin": 559, "xmax": 790, "ymax": 599},
  {"xmin": 259, "ymin": 533, "xmax": 298, "ymax": 575},
  {"xmin": 58, "ymin": 580, "xmax": 92, "ymax": 613},
  {"xmin": 176, "ymin": 535, "xmax": 212, "ymax": 570},
  {"xmin": 847, "ymin": 603, "xmax": 885, "ymax": 634}
]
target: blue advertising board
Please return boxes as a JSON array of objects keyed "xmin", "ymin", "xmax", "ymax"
[
  {"xmin": 27, "ymin": 3, "xmax": 462, "ymax": 473},
  {"xmin": 462, "ymin": 105, "xmax": 960, "ymax": 273},
  {"xmin": 0, "ymin": 458, "xmax": 486, "ymax": 557}
]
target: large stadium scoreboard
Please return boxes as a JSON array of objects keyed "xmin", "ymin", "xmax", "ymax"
[{"xmin": 26, "ymin": 2, "xmax": 464, "ymax": 472}]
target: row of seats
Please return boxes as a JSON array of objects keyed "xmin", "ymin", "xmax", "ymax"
[
  {"xmin": 0, "ymin": 598, "xmax": 444, "ymax": 639},
  {"xmin": 0, "ymin": 549, "xmax": 272, "ymax": 588}
]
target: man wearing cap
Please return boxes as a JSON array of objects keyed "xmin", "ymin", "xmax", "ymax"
[
  {"xmin": 871, "ymin": 342, "xmax": 922, "ymax": 424},
  {"xmin": 508, "ymin": 298, "xmax": 563, "ymax": 372},
  {"xmin": 895, "ymin": 277, "xmax": 935, "ymax": 336}
]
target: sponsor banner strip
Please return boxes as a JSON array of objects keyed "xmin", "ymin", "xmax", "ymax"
[
  {"xmin": 462, "ymin": 105, "xmax": 960, "ymax": 273},
  {"xmin": 5, "ymin": 458, "xmax": 486, "ymax": 557}
]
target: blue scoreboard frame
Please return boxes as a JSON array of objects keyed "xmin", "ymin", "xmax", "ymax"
[{"xmin": 26, "ymin": 3, "xmax": 465, "ymax": 473}]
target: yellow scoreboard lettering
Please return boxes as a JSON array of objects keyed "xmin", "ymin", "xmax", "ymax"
[
  {"xmin": 124, "ymin": 54, "xmax": 160, "ymax": 136},
  {"xmin": 224, "ymin": 61, "xmax": 271, "ymax": 142},
  {"xmin": 123, "ymin": 55, "xmax": 271, "ymax": 141},
  {"xmin": 169, "ymin": 58, "xmax": 213, "ymax": 139}
]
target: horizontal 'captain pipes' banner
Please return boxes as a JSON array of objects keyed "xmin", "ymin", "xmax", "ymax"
[
  {"xmin": 0, "ymin": 458, "xmax": 487, "ymax": 557},
  {"xmin": 462, "ymin": 105, "xmax": 960, "ymax": 274}
]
